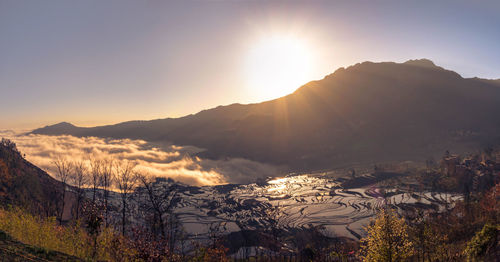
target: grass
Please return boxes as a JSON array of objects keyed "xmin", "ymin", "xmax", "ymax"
[
  {"xmin": 0, "ymin": 207, "xmax": 130, "ymax": 261},
  {"xmin": 0, "ymin": 230, "xmax": 82, "ymax": 261}
]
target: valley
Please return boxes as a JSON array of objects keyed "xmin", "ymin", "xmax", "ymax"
[{"xmin": 99, "ymin": 167, "xmax": 464, "ymax": 255}]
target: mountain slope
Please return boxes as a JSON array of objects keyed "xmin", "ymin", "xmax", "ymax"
[
  {"xmin": 33, "ymin": 59, "xmax": 500, "ymax": 171},
  {"xmin": 0, "ymin": 230, "xmax": 81, "ymax": 261},
  {"xmin": 0, "ymin": 139, "xmax": 62, "ymax": 216}
]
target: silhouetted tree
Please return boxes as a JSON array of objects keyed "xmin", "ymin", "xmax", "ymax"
[
  {"xmin": 89, "ymin": 158, "xmax": 102, "ymax": 204},
  {"xmin": 99, "ymin": 158, "xmax": 114, "ymax": 227},
  {"xmin": 0, "ymin": 138, "xmax": 18, "ymax": 154},
  {"xmin": 70, "ymin": 160, "xmax": 88, "ymax": 220},
  {"xmin": 115, "ymin": 160, "xmax": 137, "ymax": 236},
  {"xmin": 265, "ymin": 203, "xmax": 283, "ymax": 252},
  {"xmin": 52, "ymin": 157, "xmax": 73, "ymax": 224},
  {"xmin": 137, "ymin": 173, "xmax": 180, "ymax": 252}
]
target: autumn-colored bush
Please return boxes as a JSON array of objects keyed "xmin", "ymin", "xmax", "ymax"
[{"xmin": 360, "ymin": 208, "xmax": 414, "ymax": 261}]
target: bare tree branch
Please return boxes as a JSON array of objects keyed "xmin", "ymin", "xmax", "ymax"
[
  {"xmin": 70, "ymin": 160, "xmax": 89, "ymax": 220},
  {"xmin": 115, "ymin": 160, "xmax": 137, "ymax": 235},
  {"xmin": 52, "ymin": 157, "xmax": 73, "ymax": 225}
]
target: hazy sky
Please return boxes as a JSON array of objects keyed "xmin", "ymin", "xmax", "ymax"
[{"xmin": 1, "ymin": 0, "xmax": 499, "ymax": 129}]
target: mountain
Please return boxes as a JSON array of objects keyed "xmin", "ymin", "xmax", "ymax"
[
  {"xmin": 33, "ymin": 59, "xmax": 500, "ymax": 171},
  {"xmin": 0, "ymin": 139, "xmax": 62, "ymax": 216}
]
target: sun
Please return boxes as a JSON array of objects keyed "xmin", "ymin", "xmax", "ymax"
[{"xmin": 245, "ymin": 36, "xmax": 313, "ymax": 100}]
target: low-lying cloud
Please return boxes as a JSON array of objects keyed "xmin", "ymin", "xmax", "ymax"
[{"xmin": 3, "ymin": 133, "xmax": 282, "ymax": 186}]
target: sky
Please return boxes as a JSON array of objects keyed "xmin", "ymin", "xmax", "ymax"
[{"xmin": 1, "ymin": 0, "xmax": 500, "ymax": 130}]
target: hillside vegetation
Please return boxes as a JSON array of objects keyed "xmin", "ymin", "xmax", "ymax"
[
  {"xmin": 0, "ymin": 139, "xmax": 61, "ymax": 216},
  {"xmin": 0, "ymin": 229, "xmax": 81, "ymax": 261},
  {"xmin": 0, "ymin": 138, "xmax": 498, "ymax": 261}
]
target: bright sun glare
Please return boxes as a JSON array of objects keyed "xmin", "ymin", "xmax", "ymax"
[{"xmin": 246, "ymin": 36, "xmax": 313, "ymax": 100}]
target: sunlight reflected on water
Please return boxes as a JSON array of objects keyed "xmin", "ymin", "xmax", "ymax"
[{"xmin": 265, "ymin": 175, "xmax": 336, "ymax": 195}]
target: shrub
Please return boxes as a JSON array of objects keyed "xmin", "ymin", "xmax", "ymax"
[
  {"xmin": 464, "ymin": 224, "xmax": 498, "ymax": 261},
  {"xmin": 0, "ymin": 207, "xmax": 133, "ymax": 260}
]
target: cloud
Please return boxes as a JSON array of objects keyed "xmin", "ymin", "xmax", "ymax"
[
  {"xmin": 2, "ymin": 133, "xmax": 281, "ymax": 186},
  {"xmin": 0, "ymin": 130, "xmax": 16, "ymax": 136}
]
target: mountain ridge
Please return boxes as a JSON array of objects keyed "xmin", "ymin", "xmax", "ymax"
[
  {"xmin": 33, "ymin": 59, "xmax": 500, "ymax": 172},
  {"xmin": 35, "ymin": 59, "xmax": 498, "ymax": 132}
]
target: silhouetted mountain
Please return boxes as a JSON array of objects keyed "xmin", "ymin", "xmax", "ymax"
[{"xmin": 33, "ymin": 59, "xmax": 500, "ymax": 172}]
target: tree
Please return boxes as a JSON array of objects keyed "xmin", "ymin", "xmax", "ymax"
[
  {"xmin": 408, "ymin": 211, "xmax": 448, "ymax": 261},
  {"xmin": 89, "ymin": 158, "xmax": 102, "ymax": 204},
  {"xmin": 360, "ymin": 208, "xmax": 414, "ymax": 261},
  {"xmin": 99, "ymin": 158, "xmax": 114, "ymax": 227},
  {"xmin": 52, "ymin": 157, "xmax": 73, "ymax": 225},
  {"xmin": 70, "ymin": 160, "xmax": 89, "ymax": 220},
  {"xmin": 82, "ymin": 201, "xmax": 104, "ymax": 260},
  {"xmin": 136, "ymin": 173, "xmax": 180, "ymax": 252},
  {"xmin": 264, "ymin": 203, "xmax": 283, "ymax": 253},
  {"xmin": 0, "ymin": 138, "xmax": 18, "ymax": 154},
  {"xmin": 480, "ymin": 182, "xmax": 500, "ymax": 224},
  {"xmin": 464, "ymin": 224, "xmax": 499, "ymax": 261},
  {"xmin": 115, "ymin": 160, "xmax": 137, "ymax": 236}
]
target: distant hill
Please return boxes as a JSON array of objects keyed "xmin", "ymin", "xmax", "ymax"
[
  {"xmin": 0, "ymin": 139, "xmax": 62, "ymax": 216},
  {"xmin": 33, "ymin": 59, "xmax": 500, "ymax": 172}
]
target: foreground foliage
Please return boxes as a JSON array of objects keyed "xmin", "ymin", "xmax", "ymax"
[
  {"xmin": 1, "ymin": 138, "xmax": 499, "ymax": 261},
  {"xmin": 0, "ymin": 230, "xmax": 81, "ymax": 261},
  {"xmin": 360, "ymin": 208, "xmax": 414, "ymax": 261},
  {"xmin": 0, "ymin": 207, "xmax": 132, "ymax": 261},
  {"xmin": 464, "ymin": 224, "xmax": 499, "ymax": 261}
]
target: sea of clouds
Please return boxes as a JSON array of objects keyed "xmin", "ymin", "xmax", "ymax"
[{"xmin": 0, "ymin": 130, "xmax": 281, "ymax": 186}]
